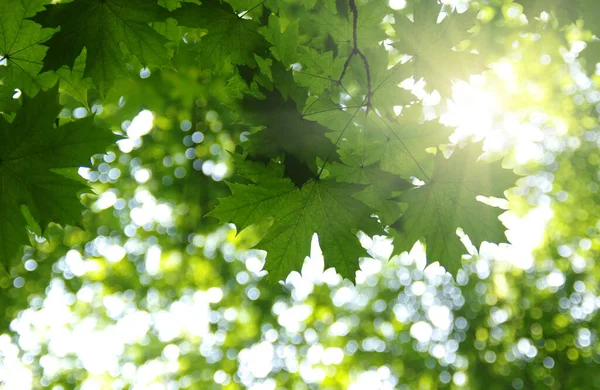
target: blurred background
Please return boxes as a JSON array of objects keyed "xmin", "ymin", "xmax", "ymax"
[{"xmin": 2, "ymin": 0, "xmax": 600, "ymax": 389}]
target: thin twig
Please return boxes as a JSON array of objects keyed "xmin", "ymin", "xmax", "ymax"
[
  {"xmin": 315, "ymin": 0, "xmax": 374, "ymax": 178},
  {"xmin": 336, "ymin": 0, "xmax": 372, "ymax": 107},
  {"xmin": 239, "ymin": 0, "xmax": 267, "ymax": 18}
]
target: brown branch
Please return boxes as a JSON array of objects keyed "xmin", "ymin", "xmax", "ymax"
[
  {"xmin": 316, "ymin": 0, "xmax": 374, "ymax": 179},
  {"xmin": 337, "ymin": 0, "xmax": 372, "ymax": 107}
]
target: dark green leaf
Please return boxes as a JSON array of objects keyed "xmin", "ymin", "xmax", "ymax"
[
  {"xmin": 0, "ymin": 88, "xmax": 116, "ymax": 265},
  {"xmin": 34, "ymin": 0, "xmax": 174, "ymax": 93}
]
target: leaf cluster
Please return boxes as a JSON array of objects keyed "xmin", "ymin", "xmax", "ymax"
[{"xmin": 10, "ymin": 0, "xmax": 600, "ymax": 282}]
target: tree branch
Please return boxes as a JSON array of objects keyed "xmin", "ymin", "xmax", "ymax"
[{"xmin": 337, "ymin": 0, "xmax": 372, "ymax": 108}]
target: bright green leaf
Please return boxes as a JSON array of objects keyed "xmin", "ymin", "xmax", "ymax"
[
  {"xmin": 211, "ymin": 159, "xmax": 381, "ymax": 282},
  {"xmin": 0, "ymin": 0, "xmax": 56, "ymax": 96},
  {"xmin": 392, "ymin": 143, "xmax": 517, "ymax": 274},
  {"xmin": 393, "ymin": 1, "xmax": 482, "ymax": 96}
]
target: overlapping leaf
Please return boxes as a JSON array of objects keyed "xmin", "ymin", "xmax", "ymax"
[
  {"xmin": 309, "ymin": 0, "xmax": 389, "ymax": 52},
  {"xmin": 34, "ymin": 0, "xmax": 175, "ymax": 93},
  {"xmin": 0, "ymin": 88, "xmax": 116, "ymax": 266},
  {"xmin": 173, "ymin": 1, "xmax": 267, "ymax": 67},
  {"xmin": 0, "ymin": 0, "xmax": 533, "ymax": 283},
  {"xmin": 391, "ymin": 144, "xmax": 517, "ymax": 274},
  {"xmin": 393, "ymin": 1, "xmax": 482, "ymax": 96},
  {"xmin": 370, "ymin": 107, "xmax": 453, "ymax": 179},
  {"xmin": 329, "ymin": 154, "xmax": 412, "ymax": 225},
  {"xmin": 210, "ymin": 159, "xmax": 381, "ymax": 282},
  {"xmin": 293, "ymin": 49, "xmax": 346, "ymax": 95},
  {"xmin": 310, "ymin": 103, "xmax": 452, "ymax": 180},
  {"xmin": 56, "ymin": 50, "xmax": 93, "ymax": 107},
  {"xmin": 261, "ymin": 14, "xmax": 299, "ymax": 68},
  {"xmin": 366, "ymin": 46, "xmax": 415, "ymax": 115},
  {"xmin": 241, "ymin": 91, "xmax": 338, "ymax": 176}
]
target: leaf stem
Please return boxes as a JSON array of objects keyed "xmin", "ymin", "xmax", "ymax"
[{"xmin": 238, "ymin": 0, "xmax": 267, "ymax": 19}]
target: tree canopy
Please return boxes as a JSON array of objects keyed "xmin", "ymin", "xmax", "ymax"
[{"xmin": 1, "ymin": 0, "xmax": 600, "ymax": 389}]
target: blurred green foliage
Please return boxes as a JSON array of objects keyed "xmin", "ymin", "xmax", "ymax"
[{"xmin": 1, "ymin": 0, "xmax": 600, "ymax": 389}]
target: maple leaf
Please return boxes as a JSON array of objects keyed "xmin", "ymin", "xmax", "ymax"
[
  {"xmin": 259, "ymin": 179, "xmax": 380, "ymax": 282},
  {"xmin": 210, "ymin": 159, "xmax": 381, "ymax": 283},
  {"xmin": 393, "ymin": 1, "xmax": 482, "ymax": 96},
  {"xmin": 0, "ymin": 88, "xmax": 116, "ymax": 266},
  {"xmin": 329, "ymin": 153, "xmax": 412, "ymax": 226},
  {"xmin": 372, "ymin": 107, "xmax": 453, "ymax": 180},
  {"xmin": 391, "ymin": 143, "xmax": 517, "ymax": 275},
  {"xmin": 0, "ymin": 87, "xmax": 19, "ymax": 113},
  {"xmin": 293, "ymin": 49, "xmax": 346, "ymax": 95},
  {"xmin": 56, "ymin": 50, "xmax": 93, "ymax": 108},
  {"xmin": 366, "ymin": 46, "xmax": 415, "ymax": 115},
  {"xmin": 33, "ymin": 0, "xmax": 174, "ymax": 93},
  {"xmin": 0, "ymin": 0, "xmax": 56, "ymax": 97},
  {"xmin": 241, "ymin": 91, "xmax": 338, "ymax": 177},
  {"xmin": 172, "ymin": 1, "xmax": 267, "ymax": 67},
  {"xmin": 260, "ymin": 14, "xmax": 299, "ymax": 68},
  {"xmin": 318, "ymin": 104, "xmax": 452, "ymax": 180},
  {"xmin": 207, "ymin": 160, "xmax": 295, "ymax": 231},
  {"xmin": 309, "ymin": 0, "xmax": 389, "ymax": 53}
]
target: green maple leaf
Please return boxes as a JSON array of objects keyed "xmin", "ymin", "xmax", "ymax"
[
  {"xmin": 293, "ymin": 49, "xmax": 346, "ymax": 95},
  {"xmin": 173, "ymin": 1, "xmax": 267, "ymax": 67},
  {"xmin": 259, "ymin": 179, "xmax": 380, "ymax": 282},
  {"xmin": 56, "ymin": 50, "xmax": 93, "ymax": 108},
  {"xmin": 207, "ymin": 160, "xmax": 295, "ymax": 231},
  {"xmin": 393, "ymin": 1, "xmax": 482, "ymax": 96},
  {"xmin": 306, "ymin": 101, "xmax": 451, "ymax": 181},
  {"xmin": 261, "ymin": 14, "xmax": 299, "ymax": 68},
  {"xmin": 329, "ymin": 153, "xmax": 412, "ymax": 226},
  {"xmin": 0, "ymin": 87, "xmax": 19, "ymax": 113},
  {"xmin": 34, "ymin": 0, "xmax": 174, "ymax": 93},
  {"xmin": 310, "ymin": 0, "xmax": 389, "ymax": 52},
  {"xmin": 373, "ymin": 108, "xmax": 453, "ymax": 179},
  {"xmin": 0, "ymin": 88, "xmax": 116, "ymax": 266},
  {"xmin": 391, "ymin": 143, "xmax": 517, "ymax": 275},
  {"xmin": 323, "ymin": 105, "xmax": 451, "ymax": 180},
  {"xmin": 241, "ymin": 91, "xmax": 338, "ymax": 175},
  {"xmin": 0, "ymin": 0, "xmax": 56, "ymax": 97},
  {"xmin": 210, "ymin": 159, "xmax": 381, "ymax": 283},
  {"xmin": 366, "ymin": 46, "xmax": 415, "ymax": 115}
]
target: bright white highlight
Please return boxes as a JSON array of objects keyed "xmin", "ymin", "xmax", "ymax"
[
  {"xmin": 388, "ymin": 0, "xmax": 406, "ymax": 10},
  {"xmin": 118, "ymin": 110, "xmax": 154, "ymax": 153}
]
